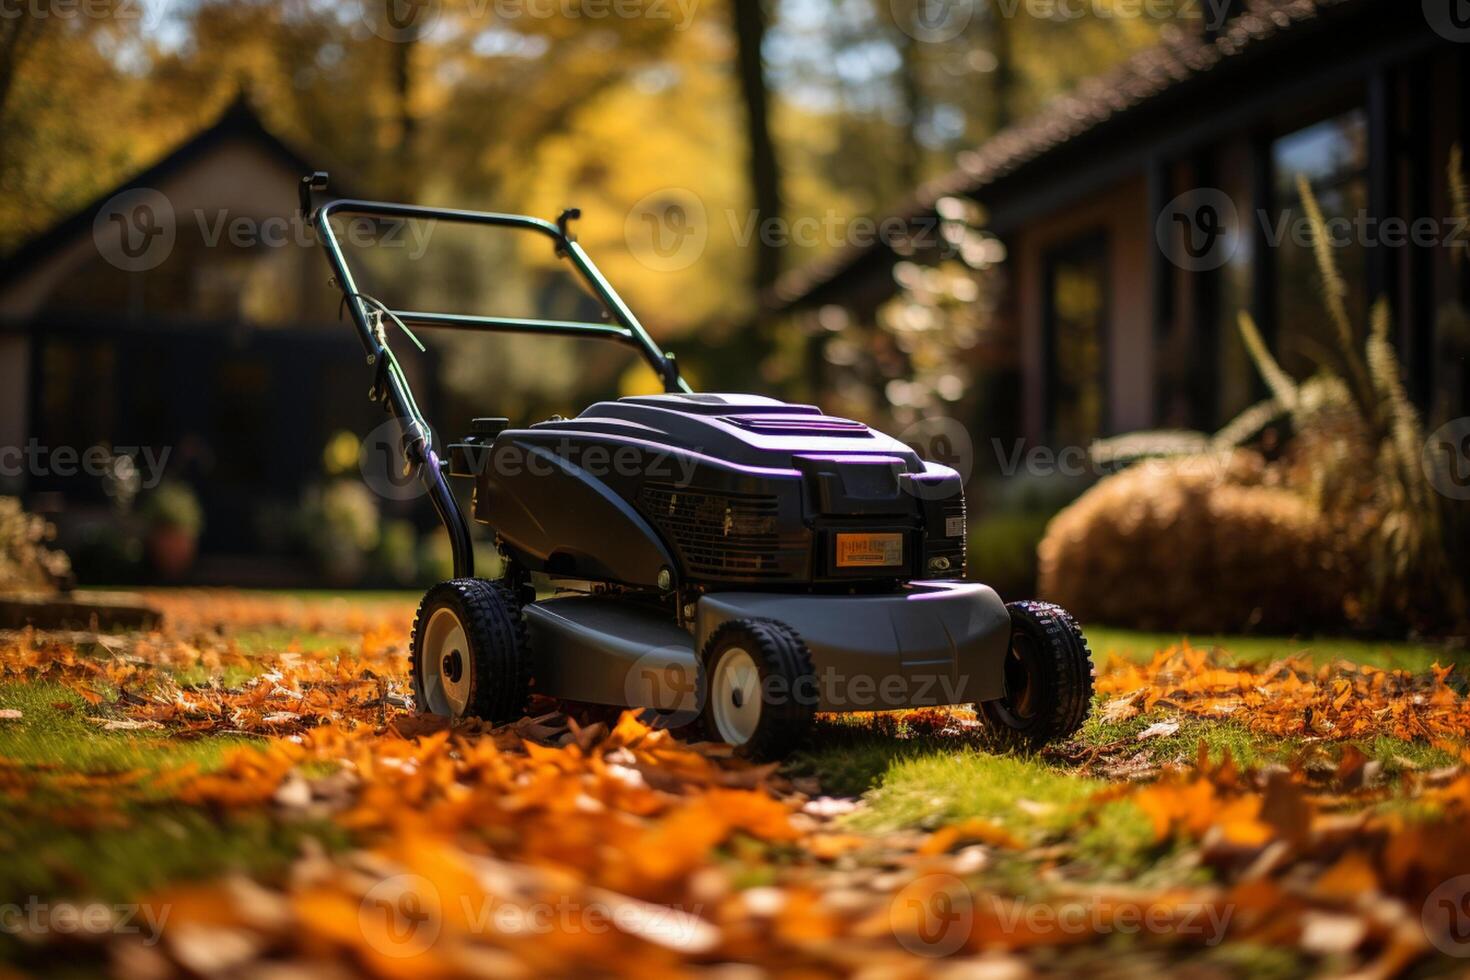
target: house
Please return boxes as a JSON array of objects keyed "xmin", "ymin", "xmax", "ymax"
[
  {"xmin": 0, "ymin": 98, "xmax": 441, "ymax": 575},
  {"xmin": 769, "ymin": 0, "xmax": 1470, "ymax": 451}
]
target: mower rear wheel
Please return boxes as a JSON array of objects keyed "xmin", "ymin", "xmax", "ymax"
[
  {"xmin": 410, "ymin": 578, "xmax": 530, "ymax": 723},
  {"xmin": 979, "ymin": 600, "xmax": 1094, "ymax": 749},
  {"xmin": 699, "ymin": 618, "xmax": 817, "ymax": 760}
]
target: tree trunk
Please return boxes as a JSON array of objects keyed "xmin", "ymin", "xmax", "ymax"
[
  {"xmin": 388, "ymin": 19, "xmax": 416, "ymax": 202},
  {"xmin": 728, "ymin": 0, "xmax": 784, "ymax": 293},
  {"xmin": 989, "ymin": 1, "xmax": 1014, "ymax": 132}
]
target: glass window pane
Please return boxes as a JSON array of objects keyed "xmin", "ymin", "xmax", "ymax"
[
  {"xmin": 1272, "ymin": 110, "xmax": 1369, "ymax": 379},
  {"xmin": 1046, "ymin": 238, "xmax": 1107, "ymax": 447},
  {"xmin": 1273, "ymin": 111, "xmax": 1368, "ymax": 197}
]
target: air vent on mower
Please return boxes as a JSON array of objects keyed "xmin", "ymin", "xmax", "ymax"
[
  {"xmin": 639, "ymin": 483, "xmax": 805, "ymax": 581},
  {"xmin": 720, "ymin": 415, "xmax": 870, "ymax": 437}
]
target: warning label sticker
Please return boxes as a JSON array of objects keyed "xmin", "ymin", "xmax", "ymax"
[{"xmin": 835, "ymin": 533, "xmax": 904, "ymax": 568}]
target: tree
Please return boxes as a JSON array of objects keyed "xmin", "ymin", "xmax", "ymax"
[{"xmin": 728, "ymin": 0, "xmax": 784, "ymax": 294}]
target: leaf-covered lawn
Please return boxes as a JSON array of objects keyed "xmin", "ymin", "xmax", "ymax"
[{"xmin": 1, "ymin": 590, "xmax": 1468, "ymax": 976}]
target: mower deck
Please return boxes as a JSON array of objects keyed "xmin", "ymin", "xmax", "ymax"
[{"xmin": 524, "ymin": 582, "xmax": 1010, "ymax": 714}]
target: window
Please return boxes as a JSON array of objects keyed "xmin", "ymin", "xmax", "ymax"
[
  {"xmin": 1044, "ymin": 235, "xmax": 1108, "ymax": 446},
  {"xmin": 35, "ymin": 340, "xmax": 118, "ymax": 500},
  {"xmin": 1272, "ymin": 110, "xmax": 1369, "ymax": 378}
]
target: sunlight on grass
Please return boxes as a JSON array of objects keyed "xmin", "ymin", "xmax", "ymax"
[
  {"xmin": 842, "ymin": 746, "xmax": 1102, "ymax": 833},
  {"xmin": 1085, "ymin": 626, "xmax": 1462, "ymax": 672},
  {"xmin": 0, "ymin": 682, "xmax": 259, "ymax": 776},
  {"xmin": 0, "ymin": 682, "xmax": 349, "ymax": 905},
  {"xmin": 227, "ymin": 625, "xmax": 376, "ymax": 657},
  {"xmin": 802, "ymin": 735, "xmax": 1166, "ymax": 879},
  {"xmin": 0, "ymin": 810, "xmax": 346, "ymax": 905}
]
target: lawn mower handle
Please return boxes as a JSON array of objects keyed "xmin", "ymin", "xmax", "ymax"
[{"xmin": 302, "ymin": 172, "xmax": 692, "ymax": 579}]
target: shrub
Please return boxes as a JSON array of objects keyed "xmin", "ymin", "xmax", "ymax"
[
  {"xmin": 300, "ymin": 480, "xmax": 381, "ymax": 586},
  {"xmin": 0, "ymin": 497, "xmax": 72, "ymax": 593},
  {"xmin": 374, "ymin": 519, "xmax": 420, "ymax": 587},
  {"xmin": 140, "ymin": 482, "xmax": 204, "ymax": 536},
  {"xmin": 1037, "ymin": 453, "xmax": 1345, "ymax": 633},
  {"xmin": 1041, "ymin": 167, "xmax": 1469, "ymax": 636},
  {"xmin": 968, "ymin": 472, "xmax": 1092, "ymax": 596}
]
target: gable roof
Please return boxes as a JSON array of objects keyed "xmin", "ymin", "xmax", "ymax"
[
  {"xmin": 0, "ymin": 96, "xmax": 331, "ymax": 288},
  {"xmin": 767, "ymin": 0, "xmax": 1372, "ymax": 311}
]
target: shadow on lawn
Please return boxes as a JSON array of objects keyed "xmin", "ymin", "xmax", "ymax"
[{"xmin": 789, "ymin": 720, "xmax": 996, "ymax": 798}]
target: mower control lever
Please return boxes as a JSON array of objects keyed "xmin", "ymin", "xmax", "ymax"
[
  {"xmin": 555, "ymin": 207, "xmax": 581, "ymax": 256},
  {"xmin": 299, "ymin": 171, "xmax": 330, "ymax": 221}
]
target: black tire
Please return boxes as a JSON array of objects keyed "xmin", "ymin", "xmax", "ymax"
[
  {"xmin": 978, "ymin": 600, "xmax": 1094, "ymax": 748},
  {"xmin": 410, "ymin": 578, "xmax": 531, "ymax": 724},
  {"xmin": 698, "ymin": 618, "xmax": 817, "ymax": 760}
]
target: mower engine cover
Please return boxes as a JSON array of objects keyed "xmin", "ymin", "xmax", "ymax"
[{"xmin": 457, "ymin": 393, "xmax": 966, "ymax": 590}]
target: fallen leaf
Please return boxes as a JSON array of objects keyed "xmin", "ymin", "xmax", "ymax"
[{"xmin": 1136, "ymin": 720, "xmax": 1181, "ymax": 741}]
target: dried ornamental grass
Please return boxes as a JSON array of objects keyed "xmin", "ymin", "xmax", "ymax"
[{"xmin": 1037, "ymin": 453, "xmax": 1343, "ymax": 632}]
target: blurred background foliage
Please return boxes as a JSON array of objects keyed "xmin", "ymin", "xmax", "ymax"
[
  {"xmin": 1, "ymin": 0, "xmax": 1173, "ymax": 593},
  {"xmin": 1039, "ymin": 174, "xmax": 1470, "ymax": 637},
  {"xmin": 11, "ymin": 0, "xmax": 1461, "ymax": 639},
  {"xmin": 0, "ymin": 0, "xmax": 1161, "ymax": 319}
]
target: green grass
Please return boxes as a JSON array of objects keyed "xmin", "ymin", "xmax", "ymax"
[
  {"xmin": 6, "ymin": 605, "xmax": 1463, "ymax": 912},
  {"xmin": 227, "ymin": 624, "xmax": 383, "ymax": 656},
  {"xmin": 241, "ymin": 588, "xmax": 419, "ymax": 604},
  {"xmin": 0, "ymin": 808, "xmax": 347, "ymax": 904},
  {"xmin": 792, "ymin": 727, "xmax": 1168, "ymax": 880},
  {"xmin": 790, "ymin": 685, "xmax": 1465, "ymax": 883},
  {"xmin": 1081, "ymin": 713, "xmax": 1286, "ymax": 770},
  {"xmin": 0, "ymin": 682, "xmax": 258, "ymax": 776},
  {"xmin": 1080, "ymin": 710, "xmax": 1461, "ymax": 775},
  {"xmin": 839, "ymin": 746, "xmax": 1103, "ymax": 833},
  {"xmin": 0, "ymin": 683, "xmax": 349, "ymax": 904},
  {"xmin": 1086, "ymin": 626, "xmax": 1464, "ymax": 672}
]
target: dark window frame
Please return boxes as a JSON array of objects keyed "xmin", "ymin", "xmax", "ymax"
[
  {"xmin": 1041, "ymin": 230, "xmax": 1111, "ymax": 446},
  {"xmin": 1263, "ymin": 102, "xmax": 1374, "ymax": 383}
]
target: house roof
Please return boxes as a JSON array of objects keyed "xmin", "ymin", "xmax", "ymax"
[
  {"xmin": 766, "ymin": 0, "xmax": 1369, "ymax": 311},
  {"xmin": 0, "ymin": 95, "xmax": 334, "ymax": 288}
]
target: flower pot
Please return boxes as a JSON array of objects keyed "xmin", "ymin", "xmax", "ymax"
[{"xmin": 146, "ymin": 525, "xmax": 198, "ymax": 580}]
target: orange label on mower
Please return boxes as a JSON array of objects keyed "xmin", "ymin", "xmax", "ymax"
[{"xmin": 835, "ymin": 532, "xmax": 904, "ymax": 568}]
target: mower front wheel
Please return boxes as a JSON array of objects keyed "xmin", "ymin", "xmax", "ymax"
[
  {"xmin": 978, "ymin": 600, "xmax": 1094, "ymax": 749},
  {"xmin": 699, "ymin": 618, "xmax": 818, "ymax": 760},
  {"xmin": 410, "ymin": 578, "xmax": 531, "ymax": 723}
]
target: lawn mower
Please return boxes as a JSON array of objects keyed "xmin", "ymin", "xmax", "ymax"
[{"xmin": 300, "ymin": 172, "xmax": 1094, "ymax": 758}]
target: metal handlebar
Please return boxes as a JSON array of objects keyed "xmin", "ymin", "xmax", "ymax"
[
  {"xmin": 306, "ymin": 183, "xmax": 687, "ymax": 395},
  {"xmin": 303, "ymin": 172, "xmax": 692, "ymax": 579}
]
